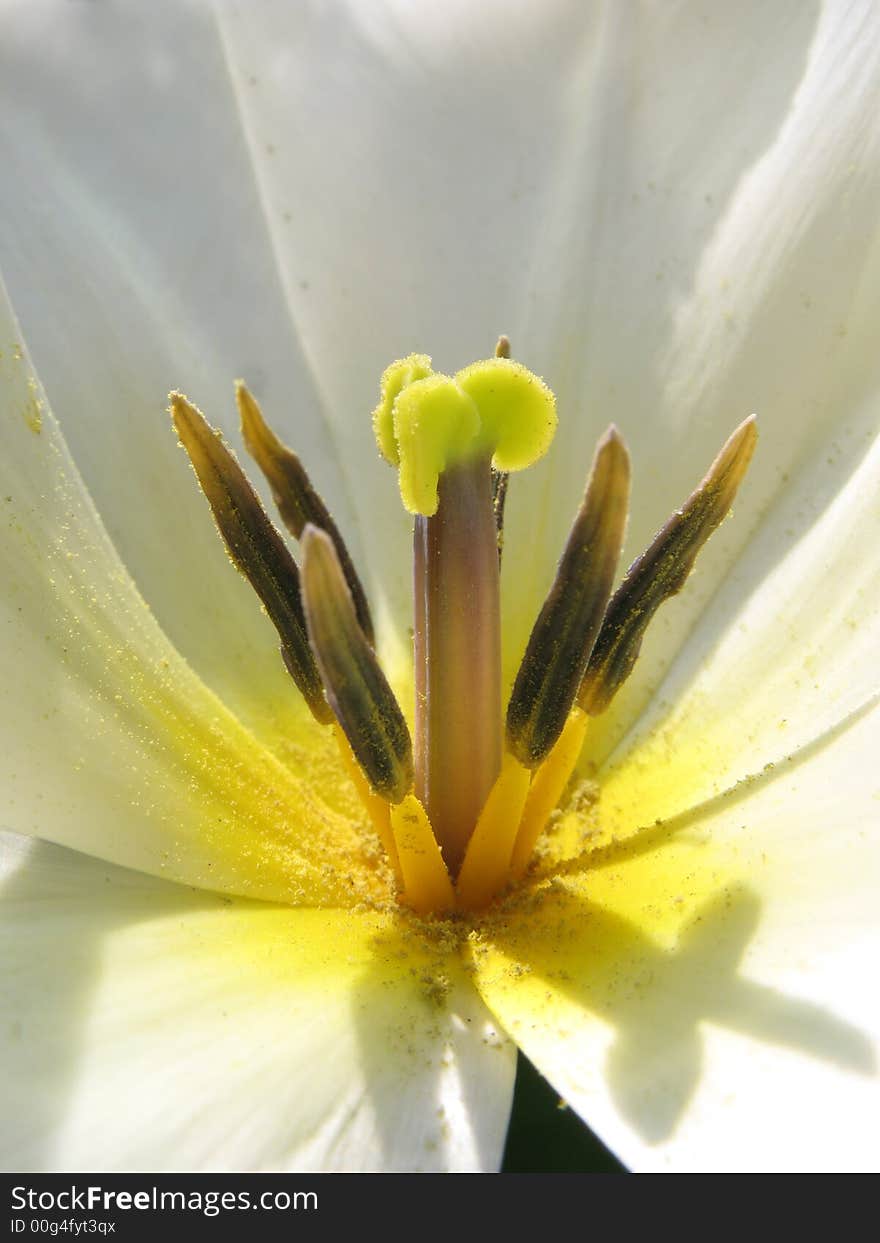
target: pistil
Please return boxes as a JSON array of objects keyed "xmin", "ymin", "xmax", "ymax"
[
  {"xmin": 373, "ymin": 351, "xmax": 557, "ymax": 875},
  {"xmin": 414, "ymin": 454, "xmax": 501, "ymax": 874}
]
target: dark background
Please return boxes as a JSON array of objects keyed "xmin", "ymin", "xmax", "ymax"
[{"xmin": 502, "ymin": 1054, "xmax": 625, "ymax": 1172}]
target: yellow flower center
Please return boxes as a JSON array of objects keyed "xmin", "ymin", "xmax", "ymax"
[{"xmin": 171, "ymin": 341, "xmax": 755, "ymax": 918}]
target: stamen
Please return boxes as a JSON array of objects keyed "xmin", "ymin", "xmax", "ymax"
[
  {"xmin": 509, "ymin": 706, "xmax": 589, "ymax": 880},
  {"xmin": 506, "ymin": 427, "xmax": 630, "ymax": 768},
  {"xmin": 508, "ymin": 417, "xmax": 757, "ymax": 879},
  {"xmin": 332, "ymin": 724, "xmax": 402, "ymax": 882},
  {"xmin": 455, "ymin": 753, "xmax": 532, "ymax": 910},
  {"xmin": 390, "ymin": 795, "xmax": 456, "ymax": 915},
  {"xmin": 236, "ymin": 381, "xmax": 374, "ymax": 644},
  {"xmin": 579, "ymin": 416, "xmax": 757, "ymax": 715},
  {"xmin": 491, "ymin": 468, "xmax": 509, "ymax": 562},
  {"xmin": 300, "ymin": 525, "xmax": 413, "ymax": 803},
  {"xmin": 170, "ymin": 392, "xmax": 330, "ymax": 722},
  {"xmin": 489, "ymin": 338, "xmax": 513, "ymax": 558},
  {"xmin": 489, "ymin": 342, "xmax": 516, "ymax": 562}
]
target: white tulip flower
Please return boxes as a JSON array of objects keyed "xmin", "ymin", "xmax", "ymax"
[{"xmin": 1, "ymin": 0, "xmax": 878, "ymax": 1173}]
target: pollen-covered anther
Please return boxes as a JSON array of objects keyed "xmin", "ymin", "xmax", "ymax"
[
  {"xmin": 299, "ymin": 533, "xmax": 453, "ymax": 910},
  {"xmin": 508, "ymin": 415, "xmax": 758, "ymax": 883},
  {"xmin": 300, "ymin": 524, "xmax": 413, "ymax": 803},
  {"xmin": 506, "ymin": 425, "xmax": 631, "ymax": 770},
  {"xmin": 169, "ymin": 391, "xmax": 330, "ymax": 723},
  {"xmin": 579, "ymin": 415, "xmax": 758, "ymax": 716},
  {"xmin": 237, "ymin": 380, "xmax": 375, "ymax": 644}
]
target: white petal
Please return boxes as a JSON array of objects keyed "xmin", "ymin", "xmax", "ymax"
[
  {"xmin": 473, "ymin": 697, "xmax": 880, "ymax": 1173},
  {"xmin": 597, "ymin": 407, "xmax": 880, "ymax": 836},
  {"xmin": 0, "ymin": 0, "xmax": 368, "ymax": 730},
  {"xmin": 0, "ymin": 281, "xmax": 371, "ymax": 905},
  {"xmin": 215, "ymin": 0, "xmax": 590, "ymax": 626},
  {"xmin": 220, "ymin": 1, "xmax": 880, "ymax": 712},
  {"xmin": 510, "ymin": 0, "xmax": 880, "ymax": 735},
  {"xmin": 0, "ymin": 833, "xmax": 515, "ymax": 1172},
  {"xmin": 6, "ymin": 2, "xmax": 880, "ymax": 715}
]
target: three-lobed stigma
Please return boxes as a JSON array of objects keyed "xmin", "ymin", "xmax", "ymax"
[
  {"xmin": 372, "ymin": 354, "xmax": 557, "ymax": 516},
  {"xmin": 172, "ymin": 346, "xmax": 756, "ymax": 916}
]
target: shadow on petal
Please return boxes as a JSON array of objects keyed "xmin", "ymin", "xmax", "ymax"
[
  {"xmin": 603, "ymin": 888, "xmax": 875, "ymax": 1142},
  {"xmin": 482, "ymin": 881, "xmax": 873, "ymax": 1145},
  {"xmin": 2, "ymin": 834, "xmax": 499, "ymax": 1172},
  {"xmin": 0, "ymin": 835, "xmax": 221, "ymax": 1170}
]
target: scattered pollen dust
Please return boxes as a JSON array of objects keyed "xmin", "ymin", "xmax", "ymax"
[
  {"xmin": 3, "ymin": 343, "xmax": 42, "ymax": 433},
  {"xmin": 24, "ymin": 382, "xmax": 43, "ymax": 434}
]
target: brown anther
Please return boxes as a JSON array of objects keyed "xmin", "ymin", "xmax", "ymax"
[
  {"xmin": 301, "ymin": 525, "xmax": 413, "ymax": 802},
  {"xmin": 507, "ymin": 427, "xmax": 630, "ymax": 767},
  {"xmin": 237, "ymin": 381, "xmax": 374, "ymax": 644},
  {"xmin": 170, "ymin": 392, "xmax": 331, "ymax": 722},
  {"xmin": 579, "ymin": 415, "xmax": 757, "ymax": 715}
]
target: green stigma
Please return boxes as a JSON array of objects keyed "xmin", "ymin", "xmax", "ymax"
[
  {"xmin": 372, "ymin": 354, "xmax": 557, "ymax": 515},
  {"xmin": 371, "ymin": 353, "xmax": 434, "ymax": 466}
]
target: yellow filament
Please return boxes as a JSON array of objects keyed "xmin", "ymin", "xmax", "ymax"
[
  {"xmin": 390, "ymin": 794, "xmax": 456, "ymax": 915},
  {"xmin": 509, "ymin": 707, "xmax": 589, "ymax": 879},
  {"xmin": 456, "ymin": 752, "xmax": 532, "ymax": 910},
  {"xmin": 332, "ymin": 725, "xmax": 402, "ymax": 883}
]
